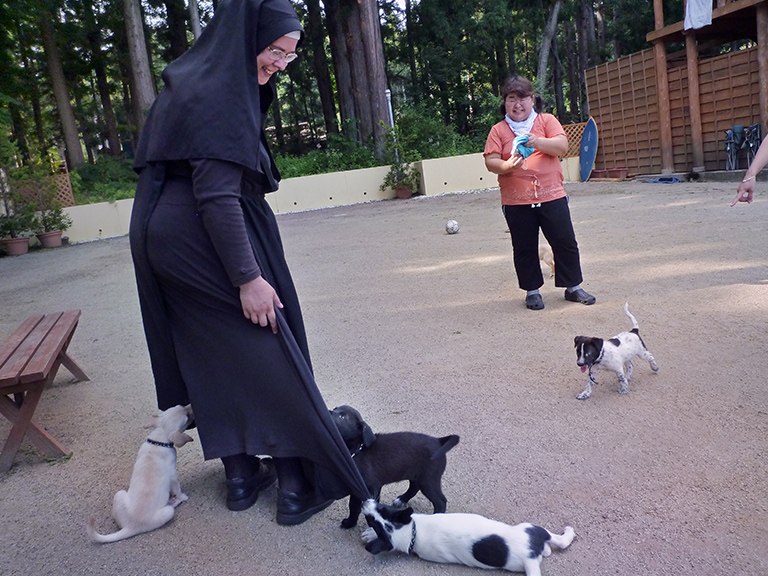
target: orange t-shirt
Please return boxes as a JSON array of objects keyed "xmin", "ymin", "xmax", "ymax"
[{"xmin": 483, "ymin": 113, "xmax": 567, "ymax": 206}]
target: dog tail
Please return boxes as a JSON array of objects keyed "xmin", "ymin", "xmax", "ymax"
[
  {"xmin": 547, "ymin": 526, "xmax": 575, "ymax": 552},
  {"xmin": 86, "ymin": 516, "xmax": 138, "ymax": 544},
  {"xmin": 623, "ymin": 302, "xmax": 639, "ymax": 332},
  {"xmin": 430, "ymin": 435, "xmax": 460, "ymax": 460}
]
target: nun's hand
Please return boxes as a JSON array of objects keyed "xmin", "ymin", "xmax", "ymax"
[{"xmin": 239, "ymin": 276, "xmax": 283, "ymax": 333}]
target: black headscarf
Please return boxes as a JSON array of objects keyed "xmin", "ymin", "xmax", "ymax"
[{"xmin": 134, "ymin": 0, "xmax": 303, "ymax": 172}]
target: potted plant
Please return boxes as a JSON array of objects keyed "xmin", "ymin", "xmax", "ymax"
[
  {"xmin": 379, "ymin": 125, "xmax": 422, "ymax": 199},
  {"xmin": 32, "ymin": 192, "xmax": 73, "ymax": 248},
  {"xmin": 6, "ymin": 162, "xmax": 72, "ymax": 249},
  {"xmin": 0, "ymin": 190, "xmax": 36, "ymax": 256},
  {"xmin": 380, "ymin": 161, "xmax": 421, "ymax": 199}
]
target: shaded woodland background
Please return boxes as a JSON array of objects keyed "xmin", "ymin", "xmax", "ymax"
[{"xmin": 2, "ymin": 0, "xmax": 732, "ymax": 188}]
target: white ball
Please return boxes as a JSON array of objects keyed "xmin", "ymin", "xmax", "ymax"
[{"xmin": 445, "ymin": 220, "xmax": 460, "ymax": 234}]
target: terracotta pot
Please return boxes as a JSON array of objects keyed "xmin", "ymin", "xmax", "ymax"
[
  {"xmin": 2, "ymin": 236, "xmax": 30, "ymax": 256},
  {"xmin": 395, "ymin": 185, "xmax": 413, "ymax": 199},
  {"xmin": 36, "ymin": 230, "xmax": 63, "ymax": 248}
]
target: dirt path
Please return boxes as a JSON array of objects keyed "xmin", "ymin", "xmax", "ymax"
[{"xmin": 1, "ymin": 180, "xmax": 766, "ymax": 575}]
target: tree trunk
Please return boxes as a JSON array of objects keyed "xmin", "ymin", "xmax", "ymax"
[
  {"xmin": 575, "ymin": 2, "xmax": 591, "ymax": 116},
  {"xmin": 551, "ymin": 35, "xmax": 565, "ymax": 118},
  {"xmin": 188, "ymin": 0, "xmax": 202, "ymax": 40},
  {"xmin": 39, "ymin": 17, "xmax": 85, "ymax": 169},
  {"xmin": 164, "ymin": 0, "xmax": 189, "ymax": 60},
  {"xmin": 124, "ymin": 0, "xmax": 157, "ymax": 135},
  {"xmin": 324, "ymin": 0, "xmax": 357, "ymax": 140},
  {"xmin": 16, "ymin": 23, "xmax": 45, "ymax": 159},
  {"xmin": 304, "ymin": 0, "xmax": 338, "ymax": 136},
  {"xmin": 404, "ymin": 0, "xmax": 419, "ymax": 98},
  {"xmin": 343, "ymin": 0, "xmax": 372, "ymax": 144},
  {"xmin": 82, "ymin": 0, "xmax": 122, "ymax": 155},
  {"xmin": 9, "ymin": 104, "xmax": 30, "ymax": 163},
  {"xmin": 564, "ymin": 23, "xmax": 580, "ymax": 119},
  {"xmin": 536, "ymin": 0, "xmax": 561, "ymax": 94},
  {"xmin": 358, "ymin": 0, "xmax": 389, "ymax": 158}
]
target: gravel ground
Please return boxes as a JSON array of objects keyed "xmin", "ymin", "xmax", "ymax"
[{"xmin": 0, "ymin": 180, "xmax": 766, "ymax": 576}]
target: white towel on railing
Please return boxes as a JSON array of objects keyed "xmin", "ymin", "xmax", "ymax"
[{"xmin": 684, "ymin": 0, "xmax": 712, "ymax": 30}]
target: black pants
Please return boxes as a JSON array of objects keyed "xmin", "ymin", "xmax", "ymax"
[{"xmin": 502, "ymin": 196, "xmax": 584, "ymax": 291}]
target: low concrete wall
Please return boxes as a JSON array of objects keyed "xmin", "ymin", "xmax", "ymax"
[{"xmin": 61, "ymin": 153, "xmax": 580, "ymax": 243}]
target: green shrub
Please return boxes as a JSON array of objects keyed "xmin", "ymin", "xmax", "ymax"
[
  {"xmin": 393, "ymin": 105, "xmax": 486, "ymax": 160},
  {"xmin": 275, "ymin": 132, "xmax": 379, "ymax": 178},
  {"xmin": 71, "ymin": 155, "xmax": 138, "ymax": 204}
]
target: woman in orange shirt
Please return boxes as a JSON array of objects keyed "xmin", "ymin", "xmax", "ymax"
[{"xmin": 484, "ymin": 76, "xmax": 595, "ymax": 310}]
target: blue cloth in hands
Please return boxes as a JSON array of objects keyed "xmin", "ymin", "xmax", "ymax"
[{"xmin": 512, "ymin": 134, "xmax": 535, "ymax": 158}]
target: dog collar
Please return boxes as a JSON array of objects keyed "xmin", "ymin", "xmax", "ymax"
[
  {"xmin": 408, "ymin": 522, "xmax": 416, "ymax": 555},
  {"xmin": 146, "ymin": 438, "xmax": 175, "ymax": 449}
]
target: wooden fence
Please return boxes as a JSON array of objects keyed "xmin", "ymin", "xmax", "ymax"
[{"xmin": 585, "ymin": 45, "xmax": 761, "ymax": 175}]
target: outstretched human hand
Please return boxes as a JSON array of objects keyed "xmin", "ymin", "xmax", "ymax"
[
  {"xmin": 239, "ymin": 276, "xmax": 283, "ymax": 333},
  {"xmin": 731, "ymin": 178, "xmax": 755, "ymax": 206}
]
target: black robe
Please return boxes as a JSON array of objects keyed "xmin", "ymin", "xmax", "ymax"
[{"xmin": 129, "ymin": 0, "xmax": 369, "ymax": 502}]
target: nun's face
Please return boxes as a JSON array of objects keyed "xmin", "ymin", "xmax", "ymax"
[{"xmin": 257, "ymin": 35, "xmax": 299, "ymax": 85}]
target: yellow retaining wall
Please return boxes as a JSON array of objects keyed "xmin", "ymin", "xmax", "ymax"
[{"xmin": 60, "ymin": 154, "xmax": 580, "ymax": 243}]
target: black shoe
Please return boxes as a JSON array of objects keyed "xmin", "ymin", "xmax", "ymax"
[
  {"xmin": 276, "ymin": 489, "xmax": 334, "ymax": 525},
  {"xmin": 525, "ymin": 293, "xmax": 545, "ymax": 310},
  {"xmin": 564, "ymin": 288, "xmax": 596, "ymax": 305},
  {"xmin": 226, "ymin": 460, "xmax": 277, "ymax": 511}
]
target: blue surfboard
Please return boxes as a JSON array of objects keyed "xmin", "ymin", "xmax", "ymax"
[{"xmin": 579, "ymin": 117, "xmax": 598, "ymax": 182}]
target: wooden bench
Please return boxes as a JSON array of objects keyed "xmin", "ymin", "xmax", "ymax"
[{"xmin": 0, "ymin": 311, "xmax": 89, "ymax": 472}]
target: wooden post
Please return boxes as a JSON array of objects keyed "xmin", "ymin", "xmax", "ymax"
[
  {"xmin": 758, "ymin": 3, "xmax": 768, "ymax": 135},
  {"xmin": 653, "ymin": 41, "xmax": 675, "ymax": 174},
  {"xmin": 652, "ymin": 0, "xmax": 674, "ymax": 173},
  {"xmin": 685, "ymin": 31, "xmax": 705, "ymax": 172}
]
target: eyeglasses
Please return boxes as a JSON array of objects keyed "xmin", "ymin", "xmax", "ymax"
[
  {"xmin": 506, "ymin": 95, "xmax": 532, "ymax": 104},
  {"xmin": 267, "ymin": 46, "xmax": 298, "ymax": 64}
]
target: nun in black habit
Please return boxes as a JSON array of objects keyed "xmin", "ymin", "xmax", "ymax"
[{"xmin": 129, "ymin": 0, "xmax": 369, "ymax": 525}]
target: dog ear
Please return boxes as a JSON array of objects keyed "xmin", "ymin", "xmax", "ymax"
[
  {"xmin": 169, "ymin": 431, "xmax": 194, "ymax": 447},
  {"xmin": 394, "ymin": 506, "xmax": 414, "ymax": 524},
  {"xmin": 361, "ymin": 422, "xmax": 376, "ymax": 447},
  {"xmin": 143, "ymin": 415, "xmax": 159, "ymax": 429},
  {"xmin": 574, "ymin": 336, "xmax": 586, "ymax": 348}
]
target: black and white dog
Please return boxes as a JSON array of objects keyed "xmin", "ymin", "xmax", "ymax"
[
  {"xmin": 574, "ymin": 302, "xmax": 659, "ymax": 400},
  {"xmin": 362, "ymin": 499, "xmax": 575, "ymax": 575},
  {"xmin": 329, "ymin": 405, "xmax": 459, "ymax": 528}
]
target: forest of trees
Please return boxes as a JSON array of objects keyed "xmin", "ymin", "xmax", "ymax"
[{"xmin": 0, "ymin": 0, "xmax": 682, "ymax": 184}]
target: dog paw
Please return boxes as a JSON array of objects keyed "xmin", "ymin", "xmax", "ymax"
[
  {"xmin": 340, "ymin": 517, "xmax": 356, "ymax": 529},
  {"xmin": 651, "ymin": 362, "xmax": 659, "ymax": 372},
  {"xmin": 618, "ymin": 387, "xmax": 629, "ymax": 395},
  {"xmin": 576, "ymin": 392, "xmax": 590, "ymax": 400},
  {"xmin": 361, "ymin": 527, "xmax": 377, "ymax": 543},
  {"xmin": 169, "ymin": 493, "xmax": 189, "ymax": 507}
]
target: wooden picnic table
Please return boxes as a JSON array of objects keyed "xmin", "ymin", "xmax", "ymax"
[{"xmin": 0, "ymin": 310, "xmax": 89, "ymax": 472}]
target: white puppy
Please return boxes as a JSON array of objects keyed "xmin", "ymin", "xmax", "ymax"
[
  {"xmin": 362, "ymin": 499, "xmax": 574, "ymax": 576},
  {"xmin": 87, "ymin": 404, "xmax": 194, "ymax": 543},
  {"xmin": 573, "ymin": 303, "xmax": 659, "ymax": 399},
  {"xmin": 539, "ymin": 244, "xmax": 555, "ymax": 278}
]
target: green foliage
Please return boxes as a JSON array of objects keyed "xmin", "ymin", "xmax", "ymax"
[
  {"xmin": 392, "ymin": 105, "xmax": 487, "ymax": 161},
  {"xmin": 380, "ymin": 161, "xmax": 420, "ymax": 194},
  {"xmin": 274, "ymin": 132, "xmax": 379, "ymax": 179},
  {"xmin": 2, "ymin": 161, "xmax": 71, "ymax": 234},
  {"xmin": 0, "ymin": 186, "xmax": 36, "ymax": 239},
  {"xmin": 0, "ymin": 100, "xmax": 19, "ymax": 168},
  {"xmin": 71, "ymin": 155, "xmax": 138, "ymax": 204}
]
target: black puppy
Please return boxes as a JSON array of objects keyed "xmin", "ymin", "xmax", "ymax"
[{"xmin": 329, "ymin": 405, "xmax": 459, "ymax": 529}]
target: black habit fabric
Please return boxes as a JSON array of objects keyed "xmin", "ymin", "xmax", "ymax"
[{"xmin": 129, "ymin": 0, "xmax": 370, "ymax": 502}]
